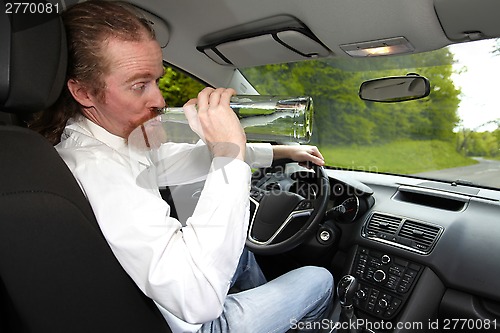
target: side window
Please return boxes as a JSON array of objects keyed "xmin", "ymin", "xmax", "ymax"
[{"xmin": 158, "ymin": 66, "xmax": 206, "ymax": 107}]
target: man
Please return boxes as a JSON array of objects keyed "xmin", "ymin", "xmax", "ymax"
[{"xmin": 30, "ymin": 1, "xmax": 334, "ymax": 332}]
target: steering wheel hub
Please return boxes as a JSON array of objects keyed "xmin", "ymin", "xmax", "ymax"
[{"xmin": 246, "ymin": 160, "xmax": 330, "ymax": 255}]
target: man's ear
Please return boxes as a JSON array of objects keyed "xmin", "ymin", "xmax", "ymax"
[{"xmin": 67, "ymin": 79, "xmax": 95, "ymax": 108}]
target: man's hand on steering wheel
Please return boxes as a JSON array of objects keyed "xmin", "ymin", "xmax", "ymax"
[
  {"xmin": 271, "ymin": 145, "xmax": 325, "ymax": 167},
  {"xmin": 246, "ymin": 145, "xmax": 329, "ymax": 255}
]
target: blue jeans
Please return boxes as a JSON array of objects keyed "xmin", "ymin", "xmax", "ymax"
[{"xmin": 199, "ymin": 249, "xmax": 334, "ymax": 333}]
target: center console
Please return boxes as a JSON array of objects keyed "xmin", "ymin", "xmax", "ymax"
[{"xmin": 351, "ymin": 247, "xmax": 422, "ymax": 320}]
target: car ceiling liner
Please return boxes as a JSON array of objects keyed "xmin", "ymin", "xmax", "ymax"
[{"xmin": 129, "ymin": 4, "xmax": 170, "ymax": 48}]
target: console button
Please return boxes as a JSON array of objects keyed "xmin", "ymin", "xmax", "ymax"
[
  {"xmin": 397, "ymin": 282, "xmax": 409, "ymax": 293},
  {"xmin": 381, "ymin": 254, "xmax": 391, "ymax": 264},
  {"xmin": 378, "ymin": 298, "xmax": 389, "ymax": 309},
  {"xmin": 391, "ymin": 298, "xmax": 402, "ymax": 309},
  {"xmin": 355, "ymin": 289, "xmax": 367, "ymax": 300},
  {"xmin": 384, "ymin": 308, "xmax": 395, "ymax": 317},
  {"xmin": 389, "ymin": 265, "xmax": 404, "ymax": 276},
  {"xmin": 373, "ymin": 270, "xmax": 386, "ymax": 283}
]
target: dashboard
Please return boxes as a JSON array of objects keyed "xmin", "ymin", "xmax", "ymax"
[
  {"xmin": 324, "ymin": 168, "xmax": 500, "ymax": 331},
  {"xmin": 161, "ymin": 164, "xmax": 500, "ymax": 330}
]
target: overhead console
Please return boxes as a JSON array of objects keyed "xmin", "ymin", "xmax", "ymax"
[{"xmin": 197, "ymin": 15, "xmax": 331, "ymax": 67}]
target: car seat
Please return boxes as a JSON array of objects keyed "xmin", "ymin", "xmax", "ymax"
[{"xmin": 0, "ymin": 3, "xmax": 171, "ymax": 333}]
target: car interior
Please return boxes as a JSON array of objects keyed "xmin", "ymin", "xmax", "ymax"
[{"xmin": 1, "ymin": 0, "xmax": 500, "ymax": 332}]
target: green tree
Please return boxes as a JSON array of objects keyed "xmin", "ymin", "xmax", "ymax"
[
  {"xmin": 456, "ymin": 125, "xmax": 500, "ymax": 157},
  {"xmin": 243, "ymin": 47, "xmax": 460, "ymax": 145},
  {"xmin": 158, "ymin": 66, "xmax": 205, "ymax": 106}
]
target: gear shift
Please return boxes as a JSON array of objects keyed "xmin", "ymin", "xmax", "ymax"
[
  {"xmin": 337, "ymin": 275, "xmax": 361, "ymax": 333},
  {"xmin": 338, "ymin": 275, "xmax": 358, "ymax": 307}
]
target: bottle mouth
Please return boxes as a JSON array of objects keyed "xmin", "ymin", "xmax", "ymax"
[{"xmin": 157, "ymin": 106, "xmax": 184, "ymax": 114}]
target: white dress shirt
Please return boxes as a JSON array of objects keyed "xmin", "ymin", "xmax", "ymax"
[{"xmin": 56, "ymin": 116, "xmax": 273, "ymax": 333}]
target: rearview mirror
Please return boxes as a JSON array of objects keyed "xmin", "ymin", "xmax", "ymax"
[{"xmin": 359, "ymin": 74, "xmax": 430, "ymax": 102}]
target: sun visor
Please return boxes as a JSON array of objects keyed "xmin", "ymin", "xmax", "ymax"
[
  {"xmin": 434, "ymin": 0, "xmax": 500, "ymax": 41},
  {"xmin": 197, "ymin": 16, "xmax": 330, "ymax": 67}
]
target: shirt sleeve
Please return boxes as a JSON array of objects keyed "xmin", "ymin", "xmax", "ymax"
[
  {"xmin": 245, "ymin": 142, "xmax": 274, "ymax": 168},
  {"xmin": 155, "ymin": 141, "xmax": 273, "ymax": 186}
]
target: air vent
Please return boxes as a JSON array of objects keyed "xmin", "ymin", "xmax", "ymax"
[
  {"xmin": 365, "ymin": 213, "xmax": 402, "ymax": 236},
  {"xmin": 363, "ymin": 212, "xmax": 443, "ymax": 254},
  {"xmin": 399, "ymin": 220, "xmax": 441, "ymax": 252}
]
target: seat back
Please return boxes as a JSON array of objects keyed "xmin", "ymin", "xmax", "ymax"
[{"xmin": 0, "ymin": 3, "xmax": 171, "ymax": 332}]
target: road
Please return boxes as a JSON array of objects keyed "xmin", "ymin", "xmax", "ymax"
[{"xmin": 414, "ymin": 158, "xmax": 500, "ymax": 189}]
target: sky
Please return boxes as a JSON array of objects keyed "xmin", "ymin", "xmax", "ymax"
[{"xmin": 449, "ymin": 39, "xmax": 500, "ymax": 131}]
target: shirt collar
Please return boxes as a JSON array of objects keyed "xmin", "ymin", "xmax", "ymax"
[
  {"xmin": 80, "ymin": 117, "xmax": 127, "ymax": 152},
  {"xmin": 65, "ymin": 116, "xmax": 152, "ymax": 166}
]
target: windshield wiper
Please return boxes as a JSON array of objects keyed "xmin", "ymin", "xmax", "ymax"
[{"xmin": 451, "ymin": 179, "xmax": 474, "ymax": 186}]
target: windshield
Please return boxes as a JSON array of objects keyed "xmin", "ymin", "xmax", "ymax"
[{"xmin": 239, "ymin": 38, "xmax": 500, "ymax": 190}]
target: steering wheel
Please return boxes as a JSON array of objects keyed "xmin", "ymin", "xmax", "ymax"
[{"xmin": 246, "ymin": 159, "xmax": 330, "ymax": 255}]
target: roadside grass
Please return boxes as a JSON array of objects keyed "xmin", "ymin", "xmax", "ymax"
[{"xmin": 319, "ymin": 140, "xmax": 477, "ymax": 174}]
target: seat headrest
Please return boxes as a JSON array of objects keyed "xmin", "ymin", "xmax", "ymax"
[{"xmin": 0, "ymin": 1, "xmax": 67, "ymax": 114}]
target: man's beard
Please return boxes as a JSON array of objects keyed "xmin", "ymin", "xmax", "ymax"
[{"xmin": 126, "ymin": 110, "xmax": 168, "ymax": 151}]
